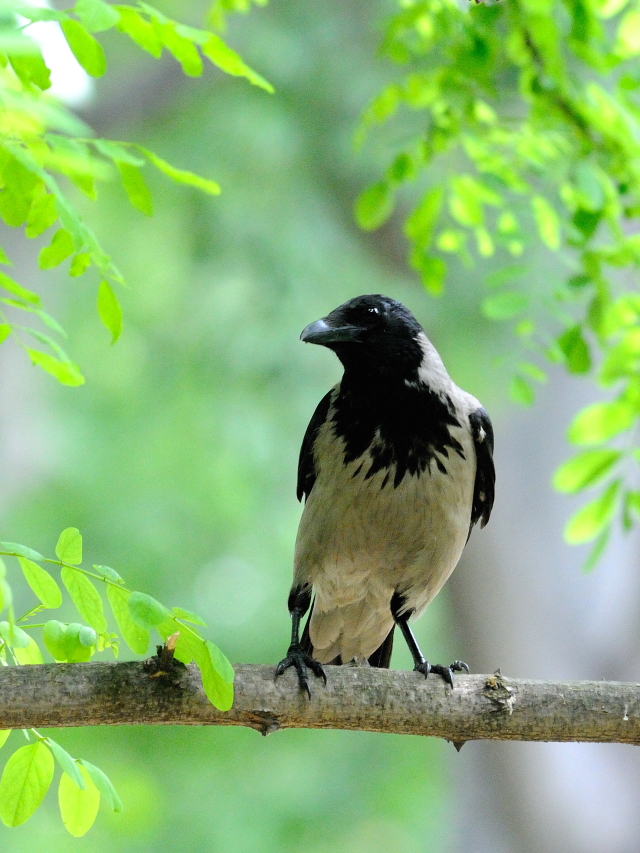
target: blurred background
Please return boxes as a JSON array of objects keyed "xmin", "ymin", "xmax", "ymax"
[{"xmin": 1, "ymin": 1, "xmax": 640, "ymax": 851}]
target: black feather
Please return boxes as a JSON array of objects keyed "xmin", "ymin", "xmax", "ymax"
[
  {"xmin": 469, "ymin": 407, "xmax": 496, "ymax": 534},
  {"xmin": 297, "ymin": 390, "xmax": 332, "ymax": 502}
]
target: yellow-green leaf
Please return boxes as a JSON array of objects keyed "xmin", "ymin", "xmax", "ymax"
[
  {"xmin": 58, "ymin": 765, "xmax": 100, "ymax": 837},
  {"xmin": 568, "ymin": 401, "xmax": 636, "ymax": 445},
  {"xmin": 565, "ymin": 481, "xmax": 620, "ymax": 544},
  {"xmin": 61, "ymin": 568, "xmax": 107, "ymax": 633},
  {"xmin": 554, "ymin": 449, "xmax": 621, "ymax": 493},
  {"xmin": 38, "ymin": 229, "xmax": 75, "ymax": 270},
  {"xmin": 0, "ymin": 741, "xmax": 54, "ymax": 827},
  {"xmin": 61, "ymin": 19, "xmax": 107, "ymax": 77},
  {"xmin": 0, "ymin": 272, "xmax": 40, "ymax": 304},
  {"xmin": 107, "ymin": 586, "xmax": 149, "ymax": 654},
  {"xmin": 55, "ymin": 527, "xmax": 83, "ymax": 565},
  {"xmin": 97, "ymin": 280, "xmax": 123, "ymax": 344},
  {"xmin": 18, "ymin": 557, "xmax": 62, "ymax": 608},
  {"xmin": 26, "ymin": 349, "xmax": 85, "ymax": 386},
  {"xmin": 13, "ymin": 636, "xmax": 45, "ymax": 665},
  {"xmin": 117, "ymin": 162, "xmax": 153, "ymax": 215},
  {"xmin": 532, "ymin": 195, "xmax": 561, "ymax": 250}
]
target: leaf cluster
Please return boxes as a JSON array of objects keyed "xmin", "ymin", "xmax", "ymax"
[
  {"xmin": 0, "ymin": 527, "xmax": 234, "ymax": 833},
  {"xmin": 359, "ymin": 0, "xmax": 640, "ymax": 565},
  {"xmin": 0, "ymin": 0, "xmax": 271, "ymax": 384}
]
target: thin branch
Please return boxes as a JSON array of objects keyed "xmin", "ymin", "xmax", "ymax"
[{"xmin": 0, "ymin": 662, "xmax": 639, "ymax": 745}]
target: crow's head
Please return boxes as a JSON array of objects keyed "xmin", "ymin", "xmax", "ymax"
[{"xmin": 301, "ymin": 295, "xmax": 426, "ymax": 379}]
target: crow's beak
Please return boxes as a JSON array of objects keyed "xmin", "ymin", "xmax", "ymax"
[{"xmin": 300, "ymin": 318, "xmax": 363, "ymax": 345}]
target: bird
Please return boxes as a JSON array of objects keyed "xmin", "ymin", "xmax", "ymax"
[{"xmin": 275, "ymin": 294, "xmax": 495, "ymax": 696}]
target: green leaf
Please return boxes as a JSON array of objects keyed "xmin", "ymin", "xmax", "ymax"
[
  {"xmin": 13, "ymin": 637, "xmax": 44, "ymax": 665},
  {"xmin": 116, "ymin": 7, "xmax": 163, "ymax": 57},
  {"xmin": 43, "ymin": 621, "xmax": 68, "ymax": 661},
  {"xmin": 97, "ymin": 280, "xmax": 123, "ymax": 344},
  {"xmin": 0, "ymin": 272, "xmax": 40, "ymax": 304},
  {"xmin": 568, "ymin": 401, "xmax": 636, "ymax": 445},
  {"xmin": 55, "ymin": 527, "xmax": 83, "ymax": 565},
  {"xmin": 173, "ymin": 606, "xmax": 207, "ymax": 626},
  {"xmin": 59, "ymin": 765, "xmax": 100, "ymax": 837},
  {"xmin": 26, "ymin": 350, "xmax": 85, "ymax": 387},
  {"xmin": 61, "ymin": 19, "xmax": 107, "ymax": 77},
  {"xmin": 584, "ymin": 527, "xmax": 611, "ymax": 572},
  {"xmin": 558, "ymin": 325, "xmax": 592, "ymax": 374},
  {"xmin": 0, "ymin": 542, "xmax": 43, "ymax": 561},
  {"xmin": 75, "ymin": 0, "xmax": 121, "ymax": 32},
  {"xmin": 138, "ymin": 146, "xmax": 221, "ymax": 195},
  {"xmin": 62, "ymin": 623, "xmax": 95, "ymax": 662},
  {"xmin": 70, "ymin": 253, "xmax": 92, "ymax": 278},
  {"xmin": 18, "ymin": 558, "xmax": 62, "ymax": 609},
  {"xmin": 510, "ymin": 376, "xmax": 535, "ymax": 406},
  {"xmin": 0, "ymin": 621, "xmax": 32, "ymax": 649},
  {"xmin": 80, "ymin": 761, "xmax": 122, "ymax": 812},
  {"xmin": 117, "ymin": 162, "xmax": 153, "ymax": 215},
  {"xmin": 94, "ymin": 565, "xmax": 124, "ymax": 583},
  {"xmin": 46, "ymin": 739, "xmax": 86, "ymax": 790},
  {"xmin": 0, "ymin": 732, "xmax": 10, "ymax": 750},
  {"xmin": 201, "ymin": 33, "xmax": 274, "ymax": 92},
  {"xmin": 61, "ymin": 568, "xmax": 107, "ymax": 633},
  {"xmin": 482, "ymin": 292, "xmax": 529, "ymax": 320},
  {"xmin": 355, "ymin": 182, "xmax": 394, "ymax": 230},
  {"xmin": 554, "ymin": 449, "xmax": 622, "ymax": 494},
  {"xmin": 617, "ymin": 9, "xmax": 640, "ymax": 56},
  {"xmin": 0, "ymin": 324, "xmax": 10, "ymax": 344},
  {"xmin": 565, "ymin": 481, "xmax": 620, "ymax": 544},
  {"xmin": 155, "ymin": 22, "xmax": 203, "ymax": 76},
  {"xmin": 128, "ymin": 591, "xmax": 170, "ymax": 629},
  {"xmin": 404, "ymin": 187, "xmax": 444, "ymax": 249},
  {"xmin": 194, "ymin": 639, "xmax": 234, "ymax": 711},
  {"xmin": 38, "ymin": 229, "xmax": 75, "ymax": 270},
  {"xmin": 532, "ymin": 195, "xmax": 561, "ymax": 250},
  {"xmin": 25, "ymin": 192, "xmax": 57, "ymax": 239},
  {"xmin": 8, "ymin": 51, "xmax": 51, "ymax": 90},
  {"xmin": 0, "ymin": 742, "xmax": 54, "ymax": 827},
  {"xmin": 107, "ymin": 586, "xmax": 149, "ymax": 654}
]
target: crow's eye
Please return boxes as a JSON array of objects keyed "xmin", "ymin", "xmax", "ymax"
[{"xmin": 367, "ymin": 307, "xmax": 379, "ymax": 316}]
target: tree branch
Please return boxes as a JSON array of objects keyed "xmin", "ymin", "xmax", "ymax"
[{"xmin": 0, "ymin": 662, "xmax": 639, "ymax": 745}]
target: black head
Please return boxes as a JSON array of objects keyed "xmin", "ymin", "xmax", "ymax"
[{"xmin": 300, "ymin": 295, "xmax": 425, "ymax": 378}]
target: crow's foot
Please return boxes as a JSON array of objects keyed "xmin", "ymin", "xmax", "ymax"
[
  {"xmin": 275, "ymin": 644, "xmax": 327, "ymax": 698},
  {"xmin": 414, "ymin": 659, "xmax": 469, "ymax": 687}
]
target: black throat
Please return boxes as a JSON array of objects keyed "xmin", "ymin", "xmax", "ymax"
[{"xmin": 330, "ymin": 368, "xmax": 464, "ymax": 488}]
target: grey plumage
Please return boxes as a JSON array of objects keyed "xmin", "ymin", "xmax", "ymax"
[{"xmin": 277, "ymin": 294, "xmax": 495, "ymax": 693}]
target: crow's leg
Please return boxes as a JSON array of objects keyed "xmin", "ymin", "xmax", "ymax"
[
  {"xmin": 391, "ymin": 593, "xmax": 468, "ymax": 688},
  {"xmin": 276, "ymin": 585, "xmax": 326, "ymax": 697}
]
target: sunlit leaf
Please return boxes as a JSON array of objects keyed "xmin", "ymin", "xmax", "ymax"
[
  {"xmin": 558, "ymin": 325, "xmax": 591, "ymax": 374},
  {"xmin": 568, "ymin": 401, "xmax": 636, "ymax": 445},
  {"xmin": 173, "ymin": 606, "xmax": 207, "ymax": 626},
  {"xmin": 43, "ymin": 620, "xmax": 68, "ymax": 661},
  {"xmin": 61, "ymin": 19, "xmax": 107, "ymax": 77},
  {"xmin": 38, "ymin": 229, "xmax": 75, "ymax": 270},
  {"xmin": 554, "ymin": 449, "xmax": 621, "ymax": 493},
  {"xmin": 75, "ymin": 0, "xmax": 121, "ymax": 32},
  {"xmin": 117, "ymin": 162, "xmax": 153, "ymax": 215},
  {"xmin": 116, "ymin": 7, "xmax": 163, "ymax": 57},
  {"xmin": 18, "ymin": 557, "xmax": 62, "ymax": 608},
  {"xmin": 61, "ymin": 568, "xmax": 107, "ymax": 633},
  {"xmin": 128, "ymin": 591, "xmax": 170, "ymax": 629},
  {"xmin": 138, "ymin": 147, "xmax": 221, "ymax": 194},
  {"xmin": 107, "ymin": 586, "xmax": 149, "ymax": 654},
  {"xmin": 0, "ymin": 272, "xmax": 40, "ymax": 304},
  {"xmin": 97, "ymin": 281, "xmax": 123, "ymax": 344},
  {"xmin": 0, "ymin": 732, "xmax": 10, "ymax": 750},
  {"xmin": 510, "ymin": 376, "xmax": 535, "ymax": 406},
  {"xmin": 13, "ymin": 636, "xmax": 45, "ymax": 665},
  {"xmin": 26, "ymin": 349, "xmax": 85, "ymax": 387},
  {"xmin": 532, "ymin": 195, "xmax": 561, "ymax": 250},
  {"xmin": 58, "ymin": 765, "xmax": 100, "ymax": 837},
  {"xmin": 0, "ymin": 542, "xmax": 43, "ymax": 561},
  {"xmin": 0, "ymin": 741, "xmax": 54, "ymax": 827},
  {"xmin": 565, "ymin": 481, "xmax": 620, "ymax": 544},
  {"xmin": 55, "ymin": 528, "xmax": 83, "ymax": 565},
  {"xmin": 0, "ymin": 621, "xmax": 31, "ymax": 649},
  {"xmin": 355, "ymin": 182, "xmax": 394, "ymax": 230}
]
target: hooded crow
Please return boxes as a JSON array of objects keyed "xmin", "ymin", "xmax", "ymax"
[{"xmin": 276, "ymin": 294, "xmax": 495, "ymax": 696}]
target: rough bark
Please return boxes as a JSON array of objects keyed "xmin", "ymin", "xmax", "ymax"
[{"xmin": 0, "ymin": 661, "xmax": 639, "ymax": 745}]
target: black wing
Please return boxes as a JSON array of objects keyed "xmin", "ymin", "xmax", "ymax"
[
  {"xmin": 296, "ymin": 390, "xmax": 333, "ymax": 502},
  {"xmin": 468, "ymin": 407, "xmax": 495, "ymax": 534}
]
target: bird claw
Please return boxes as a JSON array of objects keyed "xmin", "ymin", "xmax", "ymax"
[
  {"xmin": 276, "ymin": 644, "xmax": 327, "ymax": 697},
  {"xmin": 414, "ymin": 659, "xmax": 469, "ymax": 687}
]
